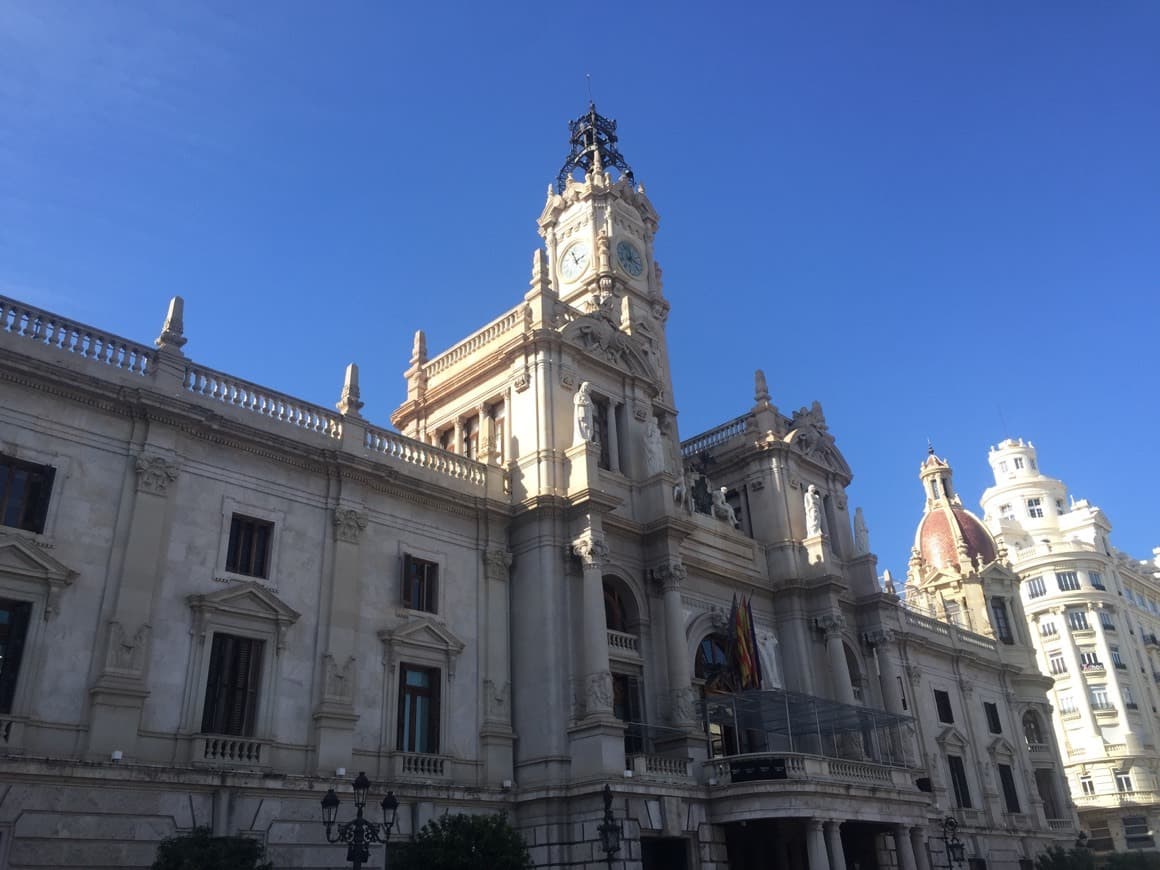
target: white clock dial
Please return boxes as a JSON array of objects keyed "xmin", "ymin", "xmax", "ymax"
[
  {"xmin": 559, "ymin": 243, "xmax": 591, "ymax": 281},
  {"xmin": 616, "ymin": 240, "xmax": 644, "ymax": 277}
]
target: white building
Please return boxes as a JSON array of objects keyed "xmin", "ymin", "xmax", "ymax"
[
  {"xmin": 981, "ymin": 437, "xmax": 1160, "ymax": 853},
  {"xmin": 0, "ymin": 105, "xmax": 1074, "ymax": 870}
]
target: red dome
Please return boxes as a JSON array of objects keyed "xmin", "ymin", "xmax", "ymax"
[{"xmin": 918, "ymin": 506, "xmax": 997, "ymax": 570}]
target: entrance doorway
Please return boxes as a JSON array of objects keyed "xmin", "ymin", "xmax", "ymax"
[{"xmin": 642, "ymin": 837, "xmax": 689, "ymax": 870}]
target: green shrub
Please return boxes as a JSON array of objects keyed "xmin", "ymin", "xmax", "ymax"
[
  {"xmin": 392, "ymin": 812, "xmax": 533, "ymax": 870},
  {"xmin": 151, "ymin": 826, "xmax": 273, "ymax": 870},
  {"xmin": 1035, "ymin": 845, "xmax": 1096, "ymax": 870}
]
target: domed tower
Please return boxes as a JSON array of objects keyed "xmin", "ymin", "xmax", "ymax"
[{"xmin": 907, "ymin": 448, "xmax": 1029, "ymax": 646}]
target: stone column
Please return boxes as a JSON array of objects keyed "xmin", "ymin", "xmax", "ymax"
[
  {"xmin": 910, "ymin": 826, "xmax": 931, "ymax": 870},
  {"xmin": 312, "ymin": 505, "xmax": 368, "ymax": 774},
  {"xmin": 86, "ymin": 451, "xmax": 181, "ymax": 758},
  {"xmin": 480, "ymin": 549, "xmax": 515, "ymax": 784},
  {"xmin": 821, "ymin": 615, "xmax": 856, "ymax": 705},
  {"xmin": 573, "ymin": 532, "xmax": 614, "ymax": 718},
  {"xmin": 894, "ymin": 825, "xmax": 918, "ymax": 870},
  {"xmin": 824, "ymin": 820, "xmax": 846, "ymax": 870},
  {"xmin": 866, "ymin": 629, "xmax": 905, "ymax": 713},
  {"xmin": 806, "ymin": 820, "xmax": 829, "ymax": 870},
  {"xmin": 655, "ymin": 559, "xmax": 695, "ymax": 728}
]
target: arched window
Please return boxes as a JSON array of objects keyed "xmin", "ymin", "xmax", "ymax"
[
  {"xmin": 1023, "ymin": 711, "xmax": 1045, "ymax": 747},
  {"xmin": 602, "ymin": 576, "xmax": 638, "ymax": 634},
  {"xmin": 695, "ymin": 634, "xmax": 729, "ymax": 681}
]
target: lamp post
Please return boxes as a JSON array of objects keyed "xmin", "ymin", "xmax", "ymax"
[
  {"xmin": 941, "ymin": 816, "xmax": 965, "ymax": 870},
  {"xmin": 597, "ymin": 784, "xmax": 622, "ymax": 869},
  {"xmin": 321, "ymin": 771, "xmax": 400, "ymax": 870}
]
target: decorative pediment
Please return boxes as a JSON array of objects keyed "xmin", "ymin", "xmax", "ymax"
[
  {"xmin": 379, "ymin": 616, "xmax": 466, "ymax": 679},
  {"xmin": 935, "ymin": 725, "xmax": 969, "ymax": 750},
  {"xmin": 560, "ymin": 309, "xmax": 659, "ymax": 389},
  {"xmin": 0, "ymin": 533, "xmax": 77, "ymax": 619},
  {"xmin": 187, "ymin": 581, "xmax": 301, "ymax": 652},
  {"xmin": 988, "ymin": 736, "xmax": 1018, "ymax": 758},
  {"xmin": 784, "ymin": 407, "xmax": 853, "ymax": 480}
]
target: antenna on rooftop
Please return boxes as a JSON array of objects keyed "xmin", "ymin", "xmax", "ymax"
[{"xmin": 586, "ymin": 73, "xmax": 593, "ymax": 105}]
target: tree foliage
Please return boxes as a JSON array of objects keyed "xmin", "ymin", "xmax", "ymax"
[
  {"xmin": 1034, "ymin": 846, "xmax": 1095, "ymax": 870},
  {"xmin": 151, "ymin": 826, "xmax": 273, "ymax": 870},
  {"xmin": 1106, "ymin": 853, "xmax": 1160, "ymax": 870},
  {"xmin": 392, "ymin": 812, "xmax": 533, "ymax": 870}
]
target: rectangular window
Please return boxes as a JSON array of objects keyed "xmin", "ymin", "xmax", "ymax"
[
  {"xmin": 948, "ymin": 754, "xmax": 973, "ymax": 808},
  {"xmin": 1080, "ymin": 775, "xmax": 1095, "ymax": 795},
  {"xmin": 1058, "ymin": 692, "xmax": 1076, "ymax": 714},
  {"xmin": 896, "ymin": 675, "xmax": 908, "ymax": 711},
  {"xmin": 0, "ymin": 599, "xmax": 33, "ymax": 714},
  {"xmin": 1116, "ymin": 771, "xmax": 1133, "ymax": 793},
  {"xmin": 226, "ymin": 514, "xmax": 274, "ymax": 578},
  {"xmin": 1040, "ymin": 619, "xmax": 1058, "ymax": 637},
  {"xmin": 1014, "ymin": 457, "xmax": 1025, "ymax": 470},
  {"xmin": 1090, "ymin": 685, "xmax": 1110, "ymax": 710},
  {"xmin": 402, "ymin": 555, "xmax": 438, "ymax": 613},
  {"xmin": 201, "ymin": 633, "xmax": 264, "ymax": 737},
  {"xmin": 1088, "ymin": 821, "xmax": 1113, "ymax": 852},
  {"xmin": 1100, "ymin": 611, "xmax": 1116, "ymax": 631},
  {"xmin": 1090, "ymin": 571, "xmax": 1105, "ymax": 590},
  {"xmin": 612, "ymin": 672, "xmax": 645, "ymax": 755},
  {"xmin": 998, "ymin": 763, "xmax": 1021, "ymax": 813},
  {"xmin": 984, "ymin": 701, "xmax": 1002, "ymax": 734},
  {"xmin": 1079, "ymin": 650, "xmax": 1102, "ymax": 670},
  {"xmin": 1027, "ymin": 498, "xmax": 1044, "ymax": 518},
  {"xmin": 0, "ymin": 455, "xmax": 56, "ymax": 534},
  {"xmin": 1124, "ymin": 816, "xmax": 1154, "ymax": 849},
  {"xmin": 1057, "ymin": 571, "xmax": 1080, "ymax": 591},
  {"xmin": 1067, "ymin": 609, "xmax": 1089, "ymax": 631},
  {"xmin": 999, "ymin": 502, "xmax": 1014, "ymax": 519},
  {"xmin": 592, "ymin": 399, "xmax": 611, "ymax": 471},
  {"xmin": 934, "ymin": 689, "xmax": 954, "ymax": 724},
  {"xmin": 998, "ymin": 461, "xmax": 1009, "ymax": 473},
  {"xmin": 489, "ymin": 401, "xmax": 506, "ymax": 464},
  {"xmin": 1111, "ymin": 646, "xmax": 1125, "ymax": 668},
  {"xmin": 397, "ymin": 664, "xmax": 440, "ymax": 753},
  {"xmin": 1026, "ymin": 576, "xmax": 1046, "ymax": 599},
  {"xmin": 461, "ymin": 415, "xmax": 480, "ymax": 461},
  {"xmin": 1123, "ymin": 686, "xmax": 1137, "ymax": 709},
  {"xmin": 1048, "ymin": 653, "xmax": 1066, "ymax": 675},
  {"xmin": 991, "ymin": 597, "xmax": 1015, "ymax": 644}
]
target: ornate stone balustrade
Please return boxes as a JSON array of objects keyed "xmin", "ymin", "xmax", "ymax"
[
  {"xmin": 1026, "ymin": 742, "xmax": 1049, "ymax": 754},
  {"xmin": 704, "ymin": 752, "xmax": 906, "ymax": 789},
  {"xmin": 902, "ymin": 606, "xmax": 997, "ymax": 652},
  {"xmin": 607, "ymin": 629, "xmax": 640, "ymax": 656},
  {"xmin": 422, "ymin": 307, "xmax": 523, "ymax": 379},
  {"xmin": 1074, "ymin": 790, "xmax": 1158, "ymax": 807},
  {"xmin": 393, "ymin": 752, "xmax": 450, "ymax": 781},
  {"xmin": 681, "ymin": 414, "xmax": 751, "ymax": 458},
  {"xmin": 195, "ymin": 734, "xmax": 267, "ymax": 767},
  {"xmin": 184, "ymin": 364, "xmax": 342, "ymax": 437},
  {"xmin": 364, "ymin": 426, "xmax": 487, "ymax": 487},
  {"xmin": 628, "ymin": 753, "xmax": 693, "ymax": 782},
  {"xmin": 0, "ymin": 295, "xmax": 154, "ymax": 375},
  {"xmin": 1048, "ymin": 819, "xmax": 1075, "ymax": 831}
]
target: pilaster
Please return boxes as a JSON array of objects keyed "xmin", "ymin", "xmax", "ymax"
[{"xmin": 480, "ymin": 548, "xmax": 515, "ymax": 785}]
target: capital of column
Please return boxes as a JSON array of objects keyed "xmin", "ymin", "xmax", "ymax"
[
  {"xmin": 823, "ymin": 820, "xmax": 843, "ymax": 833},
  {"xmin": 818, "ymin": 612, "xmax": 845, "ymax": 640},
  {"xmin": 483, "ymin": 548, "xmax": 513, "ymax": 582},
  {"xmin": 807, "ymin": 819, "xmax": 825, "ymax": 833},
  {"xmin": 572, "ymin": 533, "xmax": 609, "ymax": 570},
  {"xmin": 863, "ymin": 628, "xmax": 894, "ymax": 648},
  {"xmin": 649, "ymin": 559, "xmax": 687, "ymax": 593}
]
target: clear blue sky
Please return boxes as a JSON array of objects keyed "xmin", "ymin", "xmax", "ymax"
[{"xmin": 2, "ymin": 2, "xmax": 1157, "ymax": 579}]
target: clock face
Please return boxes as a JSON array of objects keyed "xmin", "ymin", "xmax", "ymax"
[
  {"xmin": 560, "ymin": 242, "xmax": 590, "ymax": 281},
  {"xmin": 616, "ymin": 240, "xmax": 644, "ymax": 277}
]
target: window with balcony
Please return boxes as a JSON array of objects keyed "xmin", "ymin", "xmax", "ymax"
[
  {"xmin": 0, "ymin": 455, "xmax": 56, "ymax": 534},
  {"xmin": 1040, "ymin": 619, "xmax": 1058, "ymax": 637},
  {"xmin": 1123, "ymin": 686, "xmax": 1137, "ymax": 709},
  {"xmin": 0, "ymin": 599, "xmax": 32, "ymax": 714},
  {"xmin": 1090, "ymin": 571, "xmax": 1105, "ymax": 590},
  {"xmin": 1115, "ymin": 771, "xmax": 1133, "ymax": 793},
  {"xmin": 1027, "ymin": 497, "xmax": 1044, "ymax": 518},
  {"xmin": 1080, "ymin": 775, "xmax": 1095, "ymax": 795},
  {"xmin": 461, "ymin": 414, "xmax": 480, "ymax": 461},
  {"xmin": 397, "ymin": 664, "xmax": 440, "ymax": 753},
  {"xmin": 225, "ymin": 514, "xmax": 274, "ymax": 579},
  {"xmin": 1057, "ymin": 572, "xmax": 1080, "ymax": 592},
  {"xmin": 201, "ymin": 633, "xmax": 264, "ymax": 737},
  {"xmin": 402, "ymin": 554, "xmax": 438, "ymax": 613},
  {"xmin": 1048, "ymin": 653, "xmax": 1066, "ymax": 675},
  {"xmin": 1067, "ymin": 609, "xmax": 1089, "ymax": 631},
  {"xmin": 934, "ymin": 689, "xmax": 954, "ymax": 724},
  {"xmin": 1090, "ymin": 686, "xmax": 1111, "ymax": 710},
  {"xmin": 947, "ymin": 754, "xmax": 973, "ymax": 808},
  {"xmin": 489, "ymin": 401, "xmax": 506, "ymax": 464},
  {"xmin": 602, "ymin": 579, "xmax": 635, "ymax": 634},
  {"xmin": 998, "ymin": 763, "xmax": 1021, "ymax": 813},
  {"xmin": 1079, "ymin": 651, "xmax": 1102, "ymax": 671},
  {"xmin": 1058, "ymin": 692, "xmax": 1077, "ymax": 714},
  {"xmin": 1026, "ymin": 576, "xmax": 1046, "ymax": 599},
  {"xmin": 695, "ymin": 633, "xmax": 736, "ymax": 755},
  {"xmin": 984, "ymin": 702, "xmax": 1002, "ymax": 734},
  {"xmin": 1022, "ymin": 711, "xmax": 1045, "ymax": 746}
]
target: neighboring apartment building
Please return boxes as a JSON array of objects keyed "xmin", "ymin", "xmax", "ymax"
[
  {"xmin": 0, "ymin": 106, "xmax": 1075, "ymax": 870},
  {"xmin": 981, "ymin": 438, "xmax": 1160, "ymax": 853}
]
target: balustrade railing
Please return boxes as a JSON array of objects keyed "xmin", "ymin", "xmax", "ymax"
[
  {"xmin": 364, "ymin": 426, "xmax": 487, "ymax": 487},
  {"xmin": 607, "ymin": 629, "xmax": 640, "ymax": 655},
  {"xmin": 705, "ymin": 752, "xmax": 901, "ymax": 788},
  {"xmin": 197, "ymin": 735, "xmax": 266, "ymax": 765},
  {"xmin": 0, "ymin": 296, "xmax": 154, "ymax": 375},
  {"xmin": 681, "ymin": 414, "xmax": 751, "ymax": 457},
  {"xmin": 422, "ymin": 307, "xmax": 523, "ymax": 379},
  {"xmin": 1047, "ymin": 819, "xmax": 1075, "ymax": 831},
  {"xmin": 396, "ymin": 753, "xmax": 449, "ymax": 779},
  {"xmin": 184, "ymin": 364, "xmax": 342, "ymax": 437}
]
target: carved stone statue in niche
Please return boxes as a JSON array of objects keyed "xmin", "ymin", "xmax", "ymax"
[
  {"xmin": 644, "ymin": 417, "xmax": 665, "ymax": 476},
  {"xmin": 573, "ymin": 381, "xmax": 594, "ymax": 446},
  {"xmin": 804, "ymin": 484, "xmax": 823, "ymax": 536},
  {"xmin": 712, "ymin": 487, "xmax": 738, "ymax": 528}
]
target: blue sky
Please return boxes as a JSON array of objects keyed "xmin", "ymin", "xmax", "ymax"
[{"xmin": 2, "ymin": 2, "xmax": 1157, "ymax": 579}]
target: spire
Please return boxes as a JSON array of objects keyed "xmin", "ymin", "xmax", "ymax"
[
  {"xmin": 555, "ymin": 103, "xmax": 636, "ymax": 193},
  {"xmin": 154, "ymin": 296, "xmax": 187, "ymax": 354},
  {"xmin": 336, "ymin": 363, "xmax": 364, "ymax": 417}
]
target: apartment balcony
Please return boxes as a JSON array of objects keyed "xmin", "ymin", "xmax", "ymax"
[
  {"xmin": 1074, "ymin": 790, "xmax": 1160, "ymax": 808},
  {"xmin": 1081, "ymin": 663, "xmax": 1105, "ymax": 673},
  {"xmin": 1026, "ymin": 742, "xmax": 1050, "ymax": 754},
  {"xmin": 1144, "ymin": 634, "xmax": 1160, "ymax": 648},
  {"xmin": 607, "ymin": 629, "xmax": 641, "ymax": 660},
  {"xmin": 191, "ymin": 733, "xmax": 270, "ymax": 769},
  {"xmin": 705, "ymin": 751, "xmax": 914, "ymax": 791},
  {"xmin": 624, "ymin": 722, "xmax": 695, "ymax": 784}
]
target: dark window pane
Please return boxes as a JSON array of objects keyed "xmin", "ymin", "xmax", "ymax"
[
  {"xmin": 998, "ymin": 763, "xmax": 1021, "ymax": 813},
  {"xmin": 397, "ymin": 664, "xmax": 440, "ymax": 753},
  {"xmin": 0, "ymin": 456, "xmax": 55, "ymax": 534},
  {"xmin": 201, "ymin": 633, "xmax": 264, "ymax": 736},
  {"xmin": 403, "ymin": 555, "xmax": 438, "ymax": 613},
  {"xmin": 0, "ymin": 599, "xmax": 33, "ymax": 713},
  {"xmin": 985, "ymin": 702, "xmax": 1002, "ymax": 734},
  {"xmin": 948, "ymin": 755, "xmax": 972, "ymax": 808},
  {"xmin": 226, "ymin": 514, "xmax": 274, "ymax": 579},
  {"xmin": 935, "ymin": 690, "xmax": 954, "ymax": 723}
]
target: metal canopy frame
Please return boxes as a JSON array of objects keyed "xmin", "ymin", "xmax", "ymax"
[{"xmin": 555, "ymin": 103, "xmax": 636, "ymax": 194}]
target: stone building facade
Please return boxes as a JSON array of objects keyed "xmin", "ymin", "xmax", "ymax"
[
  {"xmin": 0, "ymin": 106, "xmax": 1075, "ymax": 869},
  {"xmin": 980, "ymin": 438, "xmax": 1160, "ymax": 853}
]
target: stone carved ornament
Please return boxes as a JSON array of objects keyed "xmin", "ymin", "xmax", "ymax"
[
  {"xmin": 323, "ymin": 654, "xmax": 356, "ymax": 703},
  {"xmin": 584, "ymin": 670, "xmax": 614, "ymax": 714},
  {"xmin": 711, "ymin": 487, "xmax": 738, "ymax": 528},
  {"xmin": 573, "ymin": 381, "xmax": 594, "ymax": 446},
  {"xmin": 804, "ymin": 484, "xmax": 823, "ymax": 536},
  {"xmin": 333, "ymin": 507, "xmax": 368, "ymax": 544},
  {"xmin": 482, "ymin": 549, "xmax": 513, "ymax": 581},
  {"xmin": 106, "ymin": 621, "xmax": 150, "ymax": 673},
  {"xmin": 649, "ymin": 560, "xmax": 687, "ymax": 593},
  {"xmin": 135, "ymin": 454, "xmax": 179, "ymax": 496},
  {"xmin": 572, "ymin": 534, "xmax": 609, "ymax": 569}
]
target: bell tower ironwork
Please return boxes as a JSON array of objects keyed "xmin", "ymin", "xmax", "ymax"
[{"xmin": 555, "ymin": 103, "xmax": 636, "ymax": 193}]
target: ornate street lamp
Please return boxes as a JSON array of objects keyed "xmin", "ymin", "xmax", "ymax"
[
  {"xmin": 597, "ymin": 784, "xmax": 622, "ymax": 869},
  {"xmin": 942, "ymin": 816, "xmax": 965, "ymax": 869},
  {"xmin": 321, "ymin": 771, "xmax": 400, "ymax": 870}
]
